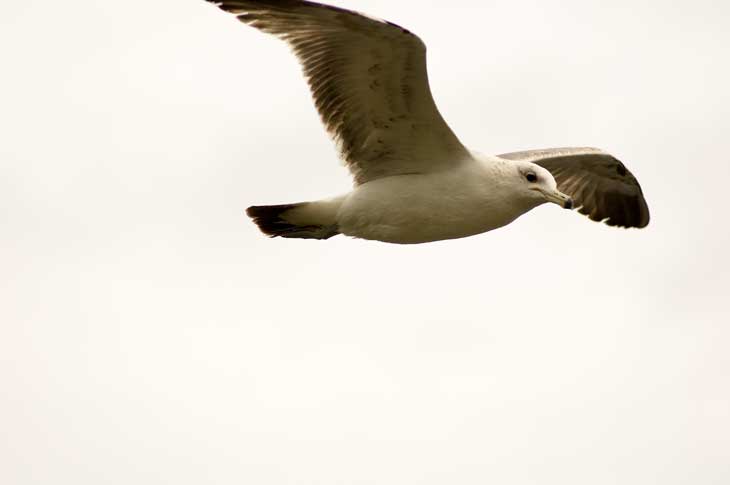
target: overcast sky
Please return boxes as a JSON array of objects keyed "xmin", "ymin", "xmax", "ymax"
[{"xmin": 2, "ymin": 1, "xmax": 729, "ymax": 484}]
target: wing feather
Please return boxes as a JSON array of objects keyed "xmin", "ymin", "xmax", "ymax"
[{"xmin": 206, "ymin": 0, "xmax": 470, "ymax": 184}]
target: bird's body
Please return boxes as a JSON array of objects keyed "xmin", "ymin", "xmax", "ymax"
[
  {"xmin": 303, "ymin": 156, "xmax": 540, "ymax": 244},
  {"xmin": 339, "ymin": 159, "xmax": 517, "ymax": 244},
  {"xmin": 205, "ymin": 0, "xmax": 650, "ymax": 244},
  {"xmin": 251, "ymin": 154, "xmax": 560, "ymax": 244}
]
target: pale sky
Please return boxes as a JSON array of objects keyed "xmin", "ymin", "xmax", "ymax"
[{"xmin": 2, "ymin": 1, "xmax": 729, "ymax": 484}]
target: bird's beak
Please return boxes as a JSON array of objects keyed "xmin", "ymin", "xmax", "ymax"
[{"xmin": 542, "ymin": 189, "xmax": 573, "ymax": 209}]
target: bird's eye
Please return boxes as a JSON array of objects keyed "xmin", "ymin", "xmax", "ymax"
[{"xmin": 525, "ymin": 173, "xmax": 538, "ymax": 183}]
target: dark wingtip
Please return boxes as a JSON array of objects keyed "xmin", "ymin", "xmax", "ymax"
[{"xmin": 599, "ymin": 191, "xmax": 650, "ymax": 229}]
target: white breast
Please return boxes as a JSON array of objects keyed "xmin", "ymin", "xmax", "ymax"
[{"xmin": 336, "ymin": 160, "xmax": 536, "ymax": 244}]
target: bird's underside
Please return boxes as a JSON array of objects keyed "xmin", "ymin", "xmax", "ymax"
[{"xmin": 204, "ymin": 0, "xmax": 650, "ymax": 242}]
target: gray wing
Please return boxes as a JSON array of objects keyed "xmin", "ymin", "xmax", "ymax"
[
  {"xmin": 206, "ymin": 0, "xmax": 471, "ymax": 184},
  {"xmin": 499, "ymin": 147, "xmax": 650, "ymax": 228}
]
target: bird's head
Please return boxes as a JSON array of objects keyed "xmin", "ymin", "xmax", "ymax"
[{"xmin": 513, "ymin": 161, "xmax": 573, "ymax": 209}]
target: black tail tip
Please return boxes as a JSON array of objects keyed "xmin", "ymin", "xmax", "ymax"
[
  {"xmin": 245, "ymin": 203, "xmax": 339, "ymax": 240},
  {"xmin": 245, "ymin": 203, "xmax": 300, "ymax": 238}
]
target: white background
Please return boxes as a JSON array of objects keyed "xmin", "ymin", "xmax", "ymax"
[{"xmin": 2, "ymin": 1, "xmax": 729, "ymax": 483}]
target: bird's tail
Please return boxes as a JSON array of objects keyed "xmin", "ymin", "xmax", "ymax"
[{"xmin": 246, "ymin": 198, "xmax": 342, "ymax": 240}]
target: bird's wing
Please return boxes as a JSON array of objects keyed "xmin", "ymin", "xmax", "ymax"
[
  {"xmin": 499, "ymin": 147, "xmax": 650, "ymax": 228},
  {"xmin": 206, "ymin": 0, "xmax": 471, "ymax": 184}
]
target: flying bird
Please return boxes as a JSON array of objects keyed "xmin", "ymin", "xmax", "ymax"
[{"xmin": 204, "ymin": 0, "xmax": 650, "ymax": 244}]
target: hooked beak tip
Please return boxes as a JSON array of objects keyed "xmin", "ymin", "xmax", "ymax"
[{"xmin": 543, "ymin": 188, "xmax": 573, "ymax": 209}]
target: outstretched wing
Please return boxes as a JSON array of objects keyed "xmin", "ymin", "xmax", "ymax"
[
  {"xmin": 499, "ymin": 147, "xmax": 650, "ymax": 228},
  {"xmin": 206, "ymin": 0, "xmax": 471, "ymax": 184}
]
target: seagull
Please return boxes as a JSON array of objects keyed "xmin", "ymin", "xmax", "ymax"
[{"xmin": 205, "ymin": 0, "xmax": 650, "ymax": 244}]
